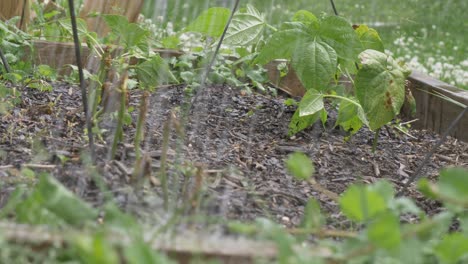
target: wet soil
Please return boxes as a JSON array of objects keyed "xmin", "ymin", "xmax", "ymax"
[{"xmin": 1, "ymin": 82, "xmax": 467, "ymax": 228}]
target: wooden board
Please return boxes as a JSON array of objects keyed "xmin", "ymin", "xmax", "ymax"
[
  {"xmin": 79, "ymin": 0, "xmax": 144, "ymax": 37},
  {"xmin": 29, "ymin": 40, "xmax": 184, "ymax": 75},
  {"xmin": 406, "ymin": 71, "xmax": 468, "ymax": 142},
  {"xmin": 265, "ymin": 60, "xmax": 306, "ymax": 97},
  {"xmin": 0, "ymin": 0, "xmax": 30, "ymax": 30}
]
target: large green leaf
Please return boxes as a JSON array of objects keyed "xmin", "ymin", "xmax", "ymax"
[
  {"xmin": 254, "ymin": 29, "xmax": 312, "ymax": 65},
  {"xmin": 367, "ymin": 212, "xmax": 401, "ymax": 249},
  {"xmin": 355, "ymin": 49, "xmax": 409, "ymax": 130},
  {"xmin": 355, "ymin": 25, "xmax": 385, "ymax": 52},
  {"xmin": 103, "ymin": 15, "xmax": 149, "ymax": 48},
  {"xmin": 339, "ymin": 184, "xmax": 387, "ymax": 222},
  {"xmin": 298, "ymin": 89, "xmax": 324, "ymax": 116},
  {"xmin": 136, "ymin": 55, "xmax": 178, "ymax": 89},
  {"xmin": 317, "ymin": 16, "xmax": 361, "ymax": 62},
  {"xmin": 37, "ymin": 174, "xmax": 98, "ymax": 226},
  {"xmin": 438, "ymin": 168, "xmax": 468, "ymax": 200},
  {"xmin": 291, "ymin": 40, "xmax": 337, "ymax": 91},
  {"xmin": 288, "ymin": 108, "xmax": 320, "ymax": 136},
  {"xmin": 434, "ymin": 233, "xmax": 468, "ymax": 264},
  {"xmin": 292, "ymin": 10, "xmax": 319, "ymax": 29},
  {"xmin": 434, "ymin": 167, "xmax": 468, "ymax": 212},
  {"xmin": 185, "ymin": 7, "xmax": 230, "ymax": 37},
  {"xmin": 335, "ymin": 98, "xmax": 364, "ymax": 135},
  {"xmin": 224, "ymin": 4, "xmax": 266, "ymax": 46}
]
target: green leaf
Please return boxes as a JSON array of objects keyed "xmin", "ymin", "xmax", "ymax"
[
  {"xmin": 339, "ymin": 184, "xmax": 387, "ymax": 222},
  {"xmin": 285, "ymin": 152, "xmax": 315, "ymax": 180},
  {"xmin": 438, "ymin": 167, "xmax": 468, "ymax": 201},
  {"xmin": 37, "ymin": 64, "xmax": 57, "ymax": 80},
  {"xmin": 161, "ymin": 35, "xmax": 180, "ymax": 49},
  {"xmin": 292, "ymin": 10, "xmax": 319, "ymax": 28},
  {"xmin": 392, "ymin": 197, "xmax": 422, "ymax": 215},
  {"xmin": 254, "ymin": 29, "xmax": 312, "ymax": 65},
  {"xmin": 418, "ymin": 178, "xmax": 438, "ymax": 199},
  {"xmin": 124, "ymin": 239, "xmax": 173, "ymax": 264},
  {"xmin": 368, "ymin": 180, "xmax": 395, "ymax": 201},
  {"xmin": 288, "ymin": 108, "xmax": 320, "ymax": 136},
  {"xmin": 394, "ymin": 238, "xmax": 425, "ymax": 264},
  {"xmin": 74, "ymin": 233, "xmax": 120, "ymax": 264},
  {"xmin": 224, "ymin": 4, "xmax": 266, "ymax": 46},
  {"xmin": 320, "ymin": 108, "xmax": 328, "ymax": 126},
  {"xmin": 367, "ymin": 212, "xmax": 401, "ymax": 249},
  {"xmin": 37, "ymin": 174, "xmax": 98, "ymax": 226},
  {"xmin": 291, "ymin": 40, "xmax": 337, "ymax": 91},
  {"xmin": 355, "ymin": 25, "xmax": 385, "ymax": 52},
  {"xmin": 318, "ymin": 16, "xmax": 361, "ymax": 62},
  {"xmin": 103, "ymin": 15, "xmax": 149, "ymax": 48},
  {"xmin": 298, "ymin": 89, "xmax": 324, "ymax": 116},
  {"xmin": 301, "ymin": 198, "xmax": 323, "ymax": 231},
  {"xmin": 136, "ymin": 55, "xmax": 178, "ymax": 89},
  {"xmin": 185, "ymin": 7, "xmax": 230, "ymax": 37},
  {"xmin": 434, "ymin": 233, "xmax": 468, "ymax": 264},
  {"xmin": 335, "ymin": 98, "xmax": 364, "ymax": 135},
  {"xmin": 355, "ymin": 50, "xmax": 408, "ymax": 130}
]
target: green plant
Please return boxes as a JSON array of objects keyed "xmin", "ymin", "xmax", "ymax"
[
  {"xmin": 254, "ymin": 10, "xmax": 411, "ymax": 140},
  {"xmin": 179, "ymin": 6, "xmax": 413, "ymax": 145},
  {"xmin": 229, "ymin": 154, "xmax": 468, "ymax": 263}
]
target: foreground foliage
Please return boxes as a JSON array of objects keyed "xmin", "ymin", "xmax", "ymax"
[{"xmin": 1, "ymin": 166, "xmax": 467, "ymax": 263}]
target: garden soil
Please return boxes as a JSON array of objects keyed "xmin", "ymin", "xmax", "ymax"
[{"xmin": 1, "ymin": 82, "xmax": 467, "ymax": 229}]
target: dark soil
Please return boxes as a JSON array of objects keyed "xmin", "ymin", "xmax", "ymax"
[{"xmin": 1, "ymin": 82, "xmax": 467, "ymax": 228}]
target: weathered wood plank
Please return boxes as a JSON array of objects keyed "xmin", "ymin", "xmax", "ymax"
[
  {"xmin": 79, "ymin": 0, "xmax": 144, "ymax": 37},
  {"xmin": 406, "ymin": 71, "xmax": 468, "ymax": 142},
  {"xmin": 0, "ymin": 0, "xmax": 30, "ymax": 30}
]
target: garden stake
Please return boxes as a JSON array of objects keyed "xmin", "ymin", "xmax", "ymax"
[
  {"xmin": 0, "ymin": 47, "xmax": 11, "ymax": 73},
  {"xmin": 67, "ymin": 0, "xmax": 95, "ymax": 161},
  {"xmin": 330, "ymin": 0, "xmax": 339, "ymax": 15},
  {"xmin": 190, "ymin": 0, "xmax": 241, "ymax": 108},
  {"xmin": 398, "ymin": 105, "xmax": 468, "ymax": 195}
]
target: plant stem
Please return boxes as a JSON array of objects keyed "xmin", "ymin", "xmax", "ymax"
[
  {"xmin": 371, "ymin": 128, "xmax": 380, "ymax": 153},
  {"xmin": 90, "ymin": 48, "xmax": 111, "ymax": 120},
  {"xmin": 0, "ymin": 47, "xmax": 11, "ymax": 73},
  {"xmin": 109, "ymin": 71, "xmax": 128, "ymax": 160},
  {"xmin": 134, "ymin": 91, "xmax": 149, "ymax": 161}
]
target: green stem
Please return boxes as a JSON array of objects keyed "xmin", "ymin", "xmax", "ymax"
[
  {"xmin": 266, "ymin": 24, "xmax": 278, "ymax": 32},
  {"xmin": 109, "ymin": 71, "xmax": 128, "ymax": 160},
  {"xmin": 134, "ymin": 91, "xmax": 149, "ymax": 162},
  {"xmin": 372, "ymin": 128, "xmax": 380, "ymax": 153}
]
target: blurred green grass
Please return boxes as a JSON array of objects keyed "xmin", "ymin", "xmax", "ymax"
[{"xmin": 142, "ymin": 0, "xmax": 467, "ymax": 88}]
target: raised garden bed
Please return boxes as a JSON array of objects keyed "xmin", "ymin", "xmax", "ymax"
[
  {"xmin": 29, "ymin": 40, "xmax": 468, "ymax": 142},
  {"xmin": 1, "ymin": 78, "xmax": 467, "ymax": 262}
]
